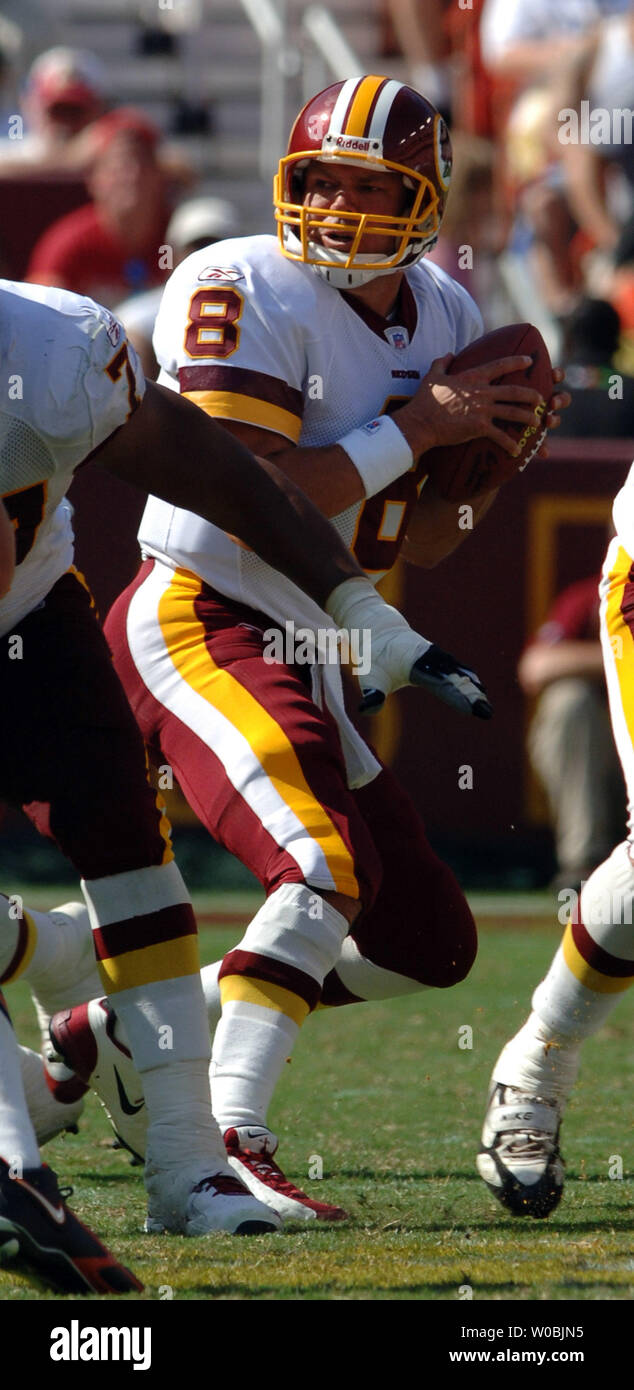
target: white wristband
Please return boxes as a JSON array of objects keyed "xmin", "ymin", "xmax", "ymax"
[{"xmin": 338, "ymin": 414, "xmax": 413, "ymax": 498}]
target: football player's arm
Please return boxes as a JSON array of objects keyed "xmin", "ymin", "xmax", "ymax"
[
  {"xmin": 401, "ymin": 482, "xmax": 499, "ymax": 569},
  {"xmin": 92, "ymin": 380, "xmax": 362, "ymax": 608},
  {"xmin": 204, "ymin": 353, "xmax": 549, "ymax": 520},
  {"xmin": 205, "ymin": 418, "xmax": 365, "ymax": 517},
  {"xmin": 0, "ymin": 500, "xmax": 16, "ymax": 597}
]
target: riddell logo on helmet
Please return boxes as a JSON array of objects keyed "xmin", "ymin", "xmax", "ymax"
[{"xmin": 333, "ymin": 136, "xmax": 372, "ymax": 152}]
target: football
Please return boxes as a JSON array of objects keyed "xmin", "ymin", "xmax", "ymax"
[{"xmin": 422, "ymin": 323, "xmax": 555, "ymax": 502}]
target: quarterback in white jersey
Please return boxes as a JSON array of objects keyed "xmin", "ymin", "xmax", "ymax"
[
  {"xmin": 1, "ymin": 274, "xmax": 478, "ymax": 1273},
  {"xmin": 97, "ymin": 75, "xmax": 565, "ymax": 1224}
]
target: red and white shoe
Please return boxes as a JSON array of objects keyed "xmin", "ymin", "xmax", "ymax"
[
  {"xmin": 144, "ymin": 1164, "xmax": 281, "ymax": 1236},
  {"xmin": 19, "ymin": 1044, "xmax": 86, "ymax": 1146},
  {"xmin": 224, "ymin": 1126, "xmax": 348, "ymax": 1224},
  {"xmin": 49, "ymin": 998, "xmax": 147, "ymax": 1162}
]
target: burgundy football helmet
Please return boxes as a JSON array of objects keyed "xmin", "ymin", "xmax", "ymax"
[{"xmin": 273, "ymin": 75, "xmax": 452, "ymax": 287}]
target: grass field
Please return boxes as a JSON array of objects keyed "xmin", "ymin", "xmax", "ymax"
[{"xmin": 1, "ymin": 889, "xmax": 633, "ymax": 1302}]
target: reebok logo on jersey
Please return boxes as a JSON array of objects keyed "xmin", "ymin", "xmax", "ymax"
[
  {"xmin": 198, "ymin": 266, "xmax": 244, "ymax": 283},
  {"xmin": 103, "ymin": 312, "xmax": 122, "ymax": 347}
]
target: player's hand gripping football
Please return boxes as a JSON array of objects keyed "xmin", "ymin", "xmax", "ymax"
[{"xmin": 325, "ymin": 577, "xmax": 492, "ymax": 718}]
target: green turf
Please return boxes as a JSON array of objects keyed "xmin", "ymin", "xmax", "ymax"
[{"xmin": 1, "ymin": 895, "xmax": 633, "ymax": 1301}]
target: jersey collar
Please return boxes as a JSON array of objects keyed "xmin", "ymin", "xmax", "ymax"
[{"xmin": 339, "ymin": 276, "xmax": 418, "ymax": 345}]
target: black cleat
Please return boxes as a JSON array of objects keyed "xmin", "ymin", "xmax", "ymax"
[{"xmin": 0, "ymin": 1158, "xmax": 143, "ymax": 1294}]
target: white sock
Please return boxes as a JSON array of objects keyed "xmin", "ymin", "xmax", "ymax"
[
  {"xmin": 0, "ymin": 895, "xmax": 100, "ymax": 1012},
  {"xmin": 143, "ymin": 1059, "xmax": 227, "ymax": 1176},
  {"xmin": 0, "ymin": 1004, "xmax": 41, "ymax": 1168},
  {"xmin": 209, "ymin": 887, "xmax": 348, "ymax": 1134},
  {"xmin": 492, "ymin": 1010, "xmax": 581, "ymax": 1102},
  {"xmin": 0, "ymin": 896, "xmax": 55, "ymax": 982},
  {"xmin": 201, "ymin": 961, "xmax": 221, "ymax": 1030},
  {"xmin": 211, "ymin": 1001, "xmax": 298, "ymax": 1132},
  {"xmin": 495, "ymin": 845, "xmax": 634, "ymax": 1102}
]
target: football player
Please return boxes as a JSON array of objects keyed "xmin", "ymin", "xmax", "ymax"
[
  {"xmin": 477, "ymin": 474, "xmax": 634, "ymax": 1218},
  {"xmin": 0, "ymin": 275, "xmax": 489, "ymax": 1281},
  {"xmin": 47, "ymin": 78, "xmax": 568, "ymax": 1223},
  {"xmin": 0, "ymin": 497, "xmax": 141, "ymax": 1293}
]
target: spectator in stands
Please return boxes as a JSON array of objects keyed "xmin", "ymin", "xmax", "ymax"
[
  {"xmin": 481, "ymin": 0, "xmax": 631, "ymax": 327},
  {"xmin": 557, "ymin": 297, "xmax": 634, "ymax": 435},
  {"xmin": 428, "ymin": 133, "xmax": 514, "ymax": 329},
  {"xmin": 114, "ymin": 195, "xmax": 239, "ymax": 377},
  {"xmin": 518, "ymin": 576, "xmax": 625, "ymax": 891},
  {"xmin": 383, "ymin": 1, "xmax": 453, "ymax": 119},
  {"xmin": 479, "ymin": 0, "xmax": 629, "ymax": 86},
  {"xmin": 605, "ymin": 214, "xmax": 634, "ymax": 350},
  {"xmin": 26, "ymin": 108, "xmax": 171, "ymax": 307},
  {"xmin": 558, "ymin": 5, "xmax": 634, "ymax": 258},
  {"xmin": 0, "ymin": 46, "xmax": 106, "ymax": 173}
]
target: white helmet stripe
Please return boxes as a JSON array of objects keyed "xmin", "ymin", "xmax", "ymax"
[
  {"xmin": 367, "ymin": 79, "xmax": 402, "ymax": 140},
  {"xmin": 328, "ymin": 78, "xmax": 363, "ymax": 137}
]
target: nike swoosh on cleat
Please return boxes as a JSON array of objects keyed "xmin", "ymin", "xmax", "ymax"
[
  {"xmin": 17, "ymin": 1181, "xmax": 66, "ymax": 1225},
  {"xmin": 113, "ymin": 1067, "xmax": 145, "ymax": 1116}
]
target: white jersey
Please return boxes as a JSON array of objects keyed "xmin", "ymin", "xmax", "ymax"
[
  {"xmin": 141, "ymin": 233, "xmax": 483, "ymax": 634},
  {"xmin": 612, "ymin": 461, "xmax": 634, "ymax": 556},
  {"xmin": 0, "ymin": 280, "xmax": 144, "ymax": 636}
]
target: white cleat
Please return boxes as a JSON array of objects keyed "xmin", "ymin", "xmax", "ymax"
[
  {"xmin": 49, "ymin": 998, "xmax": 148, "ymax": 1162},
  {"xmin": 144, "ymin": 1164, "xmax": 282, "ymax": 1236},
  {"xmin": 476, "ymin": 1082, "xmax": 565, "ymax": 1218}
]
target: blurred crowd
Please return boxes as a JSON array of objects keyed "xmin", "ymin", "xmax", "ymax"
[
  {"xmin": 0, "ymin": 1, "xmax": 633, "ymax": 406},
  {"xmin": 0, "ymin": 1, "xmax": 633, "ymax": 409},
  {"xmin": 0, "ymin": 21, "xmax": 236, "ymax": 374},
  {"xmin": 381, "ymin": 0, "xmax": 634, "ymax": 429}
]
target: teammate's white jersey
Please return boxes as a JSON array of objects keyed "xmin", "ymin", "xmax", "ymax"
[
  {"xmin": 612, "ymin": 462, "xmax": 634, "ymax": 558},
  {"xmin": 0, "ymin": 280, "xmax": 144, "ymax": 636},
  {"xmin": 140, "ymin": 234, "xmax": 483, "ymax": 634}
]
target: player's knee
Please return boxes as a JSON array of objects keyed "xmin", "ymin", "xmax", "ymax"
[
  {"xmin": 420, "ymin": 906, "xmax": 477, "ymax": 988},
  {"xmin": 220, "ymin": 881, "xmax": 353, "ymax": 1000},
  {"xmin": 404, "ymin": 886, "xmax": 477, "ymax": 989},
  {"xmin": 579, "ymin": 841, "xmax": 634, "ymax": 934}
]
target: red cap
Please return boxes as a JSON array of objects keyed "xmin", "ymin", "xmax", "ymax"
[
  {"xmin": 89, "ymin": 107, "xmax": 161, "ymax": 156},
  {"xmin": 28, "ymin": 47, "xmax": 105, "ymax": 111}
]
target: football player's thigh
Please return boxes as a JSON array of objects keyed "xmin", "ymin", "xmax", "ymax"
[
  {"xmin": 349, "ymin": 765, "xmax": 477, "ymax": 987},
  {"xmin": 133, "ymin": 599, "xmax": 378, "ymax": 904},
  {"xmin": 600, "ymin": 538, "xmax": 634, "ymax": 832},
  {"xmin": 0, "ymin": 571, "xmax": 168, "ymax": 876}
]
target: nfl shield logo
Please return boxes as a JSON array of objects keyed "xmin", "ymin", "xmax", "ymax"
[{"xmin": 385, "ymin": 326, "xmax": 409, "ymax": 350}]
